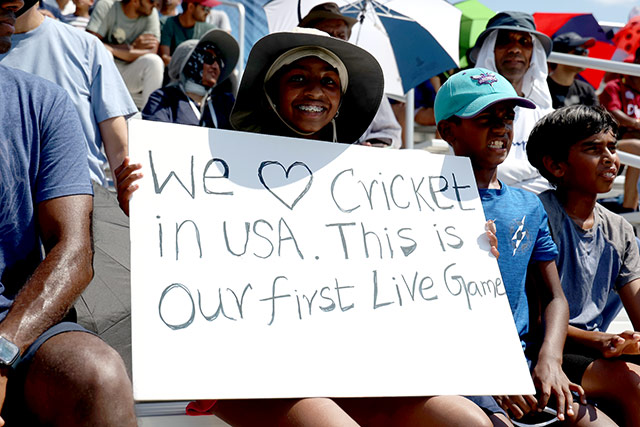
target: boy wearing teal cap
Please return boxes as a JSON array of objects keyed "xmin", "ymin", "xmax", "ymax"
[{"xmin": 435, "ymin": 69, "xmax": 614, "ymax": 426}]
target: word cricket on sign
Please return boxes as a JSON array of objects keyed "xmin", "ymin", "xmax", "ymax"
[{"xmin": 129, "ymin": 119, "xmax": 534, "ymax": 400}]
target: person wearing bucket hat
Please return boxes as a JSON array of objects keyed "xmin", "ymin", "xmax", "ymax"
[
  {"xmin": 142, "ymin": 29, "xmax": 238, "ymax": 129},
  {"xmin": 299, "ymin": 2, "xmax": 402, "ymax": 148},
  {"xmin": 230, "ymin": 27, "xmax": 382, "ymax": 143},
  {"xmin": 299, "ymin": 2, "xmax": 357, "ymax": 41},
  {"xmin": 0, "ymin": 0, "xmax": 137, "ymax": 425},
  {"xmin": 469, "ymin": 11, "xmax": 555, "ymax": 195},
  {"xmin": 436, "ymin": 68, "xmax": 617, "ymax": 426},
  {"xmin": 547, "ymin": 32, "xmax": 598, "ymax": 109},
  {"xmin": 159, "ymin": 0, "xmax": 220, "ymax": 66},
  {"xmin": 196, "ymin": 30, "xmax": 501, "ymax": 426}
]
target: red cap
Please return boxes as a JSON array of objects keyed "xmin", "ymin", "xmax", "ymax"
[{"xmin": 184, "ymin": 0, "xmax": 221, "ymax": 7}]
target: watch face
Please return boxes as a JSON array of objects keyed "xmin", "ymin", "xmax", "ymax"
[{"xmin": 0, "ymin": 337, "xmax": 19, "ymax": 366}]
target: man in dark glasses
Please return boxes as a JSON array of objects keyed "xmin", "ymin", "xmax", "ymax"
[
  {"xmin": 466, "ymin": 11, "xmax": 555, "ymax": 195},
  {"xmin": 547, "ymin": 32, "xmax": 598, "ymax": 109}
]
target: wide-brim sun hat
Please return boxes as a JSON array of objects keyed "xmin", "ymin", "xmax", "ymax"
[
  {"xmin": 230, "ymin": 27, "xmax": 384, "ymax": 144},
  {"xmin": 298, "ymin": 2, "xmax": 358, "ymax": 30},
  {"xmin": 168, "ymin": 29, "xmax": 239, "ymax": 84},
  {"xmin": 468, "ymin": 11, "xmax": 552, "ymax": 64},
  {"xmin": 434, "ymin": 67, "xmax": 536, "ymax": 124}
]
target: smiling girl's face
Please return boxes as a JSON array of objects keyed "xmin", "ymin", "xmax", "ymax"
[{"xmin": 276, "ymin": 56, "xmax": 341, "ymax": 135}]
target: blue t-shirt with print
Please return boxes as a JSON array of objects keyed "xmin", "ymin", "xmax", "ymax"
[
  {"xmin": 479, "ymin": 182, "xmax": 558, "ymax": 349},
  {"xmin": 0, "ymin": 65, "xmax": 92, "ymax": 321}
]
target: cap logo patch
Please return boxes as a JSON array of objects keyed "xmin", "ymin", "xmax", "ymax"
[{"xmin": 471, "ymin": 72, "xmax": 498, "ymax": 86}]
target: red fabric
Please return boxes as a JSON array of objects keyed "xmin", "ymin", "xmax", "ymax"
[
  {"xmin": 533, "ymin": 12, "xmax": 616, "ymax": 89},
  {"xmin": 185, "ymin": 399, "xmax": 217, "ymax": 416},
  {"xmin": 533, "ymin": 13, "xmax": 581, "ymax": 37},
  {"xmin": 613, "ymin": 16, "xmax": 640, "ymax": 55},
  {"xmin": 599, "ymin": 79, "xmax": 640, "ymax": 119}
]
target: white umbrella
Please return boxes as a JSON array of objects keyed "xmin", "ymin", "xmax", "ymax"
[{"xmin": 263, "ymin": 0, "xmax": 461, "ymax": 98}]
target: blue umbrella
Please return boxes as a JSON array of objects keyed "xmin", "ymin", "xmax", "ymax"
[{"xmin": 264, "ymin": 0, "xmax": 461, "ymax": 97}]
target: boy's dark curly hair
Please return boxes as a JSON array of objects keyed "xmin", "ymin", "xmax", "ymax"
[{"xmin": 527, "ymin": 105, "xmax": 619, "ymax": 185}]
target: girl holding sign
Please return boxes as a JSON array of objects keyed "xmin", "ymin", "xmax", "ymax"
[
  {"xmin": 202, "ymin": 28, "xmax": 500, "ymax": 427},
  {"xmin": 117, "ymin": 28, "xmax": 500, "ymax": 426}
]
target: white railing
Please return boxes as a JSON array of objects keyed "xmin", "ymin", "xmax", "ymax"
[
  {"xmin": 548, "ymin": 51, "xmax": 640, "ymax": 77},
  {"xmin": 405, "ymin": 45, "xmax": 640, "ymax": 151},
  {"xmin": 219, "ymin": 1, "xmax": 245, "ymax": 78},
  {"xmin": 618, "ymin": 151, "xmax": 640, "ymax": 169}
]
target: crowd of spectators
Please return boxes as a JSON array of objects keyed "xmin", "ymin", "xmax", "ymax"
[{"xmin": 5, "ymin": 0, "xmax": 640, "ymax": 424}]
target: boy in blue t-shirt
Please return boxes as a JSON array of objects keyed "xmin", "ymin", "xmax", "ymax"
[
  {"xmin": 434, "ymin": 69, "xmax": 611, "ymax": 426},
  {"xmin": 528, "ymin": 105, "xmax": 640, "ymax": 426}
]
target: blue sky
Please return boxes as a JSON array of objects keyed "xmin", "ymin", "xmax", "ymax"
[{"xmin": 451, "ymin": 0, "xmax": 638, "ymax": 25}]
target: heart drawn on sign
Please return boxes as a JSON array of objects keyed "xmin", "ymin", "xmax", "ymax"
[{"xmin": 258, "ymin": 161, "xmax": 313, "ymax": 210}]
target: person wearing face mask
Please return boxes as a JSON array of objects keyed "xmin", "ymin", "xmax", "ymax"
[{"xmin": 142, "ymin": 29, "xmax": 239, "ymax": 129}]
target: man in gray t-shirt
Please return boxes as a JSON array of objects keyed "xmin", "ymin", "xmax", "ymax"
[{"xmin": 87, "ymin": 0, "xmax": 164, "ymax": 108}]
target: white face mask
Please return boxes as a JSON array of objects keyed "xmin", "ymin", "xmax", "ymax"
[{"xmin": 183, "ymin": 80, "xmax": 208, "ymax": 97}]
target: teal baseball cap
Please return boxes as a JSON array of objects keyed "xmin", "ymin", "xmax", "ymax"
[{"xmin": 434, "ymin": 68, "xmax": 536, "ymax": 124}]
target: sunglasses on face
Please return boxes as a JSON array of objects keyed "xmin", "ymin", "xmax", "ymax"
[
  {"xmin": 198, "ymin": 5, "xmax": 211, "ymax": 12},
  {"xmin": 203, "ymin": 52, "xmax": 224, "ymax": 68},
  {"xmin": 495, "ymin": 31, "xmax": 533, "ymax": 49}
]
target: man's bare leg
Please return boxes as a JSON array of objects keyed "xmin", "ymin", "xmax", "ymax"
[{"xmin": 20, "ymin": 331, "xmax": 136, "ymax": 426}]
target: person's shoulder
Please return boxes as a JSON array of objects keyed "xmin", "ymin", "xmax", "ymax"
[
  {"xmin": 146, "ymin": 6, "xmax": 160, "ymax": 22},
  {"xmin": 572, "ymin": 79, "xmax": 595, "ymax": 90},
  {"xmin": 595, "ymin": 202, "xmax": 635, "ymax": 230},
  {"xmin": 164, "ymin": 14, "xmax": 179, "ymax": 25},
  {"xmin": 92, "ymin": 0, "xmax": 118, "ymax": 14},
  {"xmin": 0, "ymin": 63, "xmax": 63, "ymax": 93},
  {"xmin": 144, "ymin": 86, "xmax": 181, "ymax": 106},
  {"xmin": 196, "ymin": 20, "xmax": 216, "ymax": 31},
  {"xmin": 153, "ymin": 85, "xmax": 180, "ymax": 99},
  {"xmin": 604, "ymin": 78, "xmax": 623, "ymax": 90},
  {"xmin": 0, "ymin": 65, "xmax": 73, "ymax": 115},
  {"xmin": 503, "ymin": 183, "xmax": 541, "ymax": 202},
  {"xmin": 45, "ymin": 17, "xmax": 99, "ymax": 45}
]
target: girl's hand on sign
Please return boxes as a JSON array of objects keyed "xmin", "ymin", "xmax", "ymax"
[{"xmin": 114, "ymin": 156, "xmax": 143, "ymax": 217}]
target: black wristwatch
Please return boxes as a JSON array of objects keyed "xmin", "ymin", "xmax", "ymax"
[{"xmin": 0, "ymin": 336, "xmax": 20, "ymax": 368}]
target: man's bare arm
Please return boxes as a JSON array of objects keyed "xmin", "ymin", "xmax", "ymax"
[
  {"xmin": 620, "ymin": 278, "xmax": 640, "ymax": 330},
  {"xmin": 609, "ymin": 109, "xmax": 640, "ymax": 132},
  {"xmin": 566, "ymin": 279, "xmax": 640, "ymax": 358},
  {"xmin": 88, "ymin": 30, "xmax": 159, "ymax": 62},
  {"xmin": 0, "ymin": 194, "xmax": 93, "ymax": 353},
  {"xmin": 159, "ymin": 44, "xmax": 171, "ymax": 66},
  {"xmin": 99, "ymin": 116, "xmax": 128, "ymax": 185}
]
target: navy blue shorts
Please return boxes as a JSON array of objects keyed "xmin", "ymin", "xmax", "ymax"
[
  {"xmin": 3, "ymin": 321, "xmax": 94, "ymax": 423},
  {"xmin": 563, "ymin": 340, "xmax": 640, "ymax": 384},
  {"xmin": 13, "ymin": 321, "xmax": 91, "ymax": 371}
]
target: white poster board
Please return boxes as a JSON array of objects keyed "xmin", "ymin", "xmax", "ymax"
[{"xmin": 129, "ymin": 120, "xmax": 534, "ymax": 400}]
